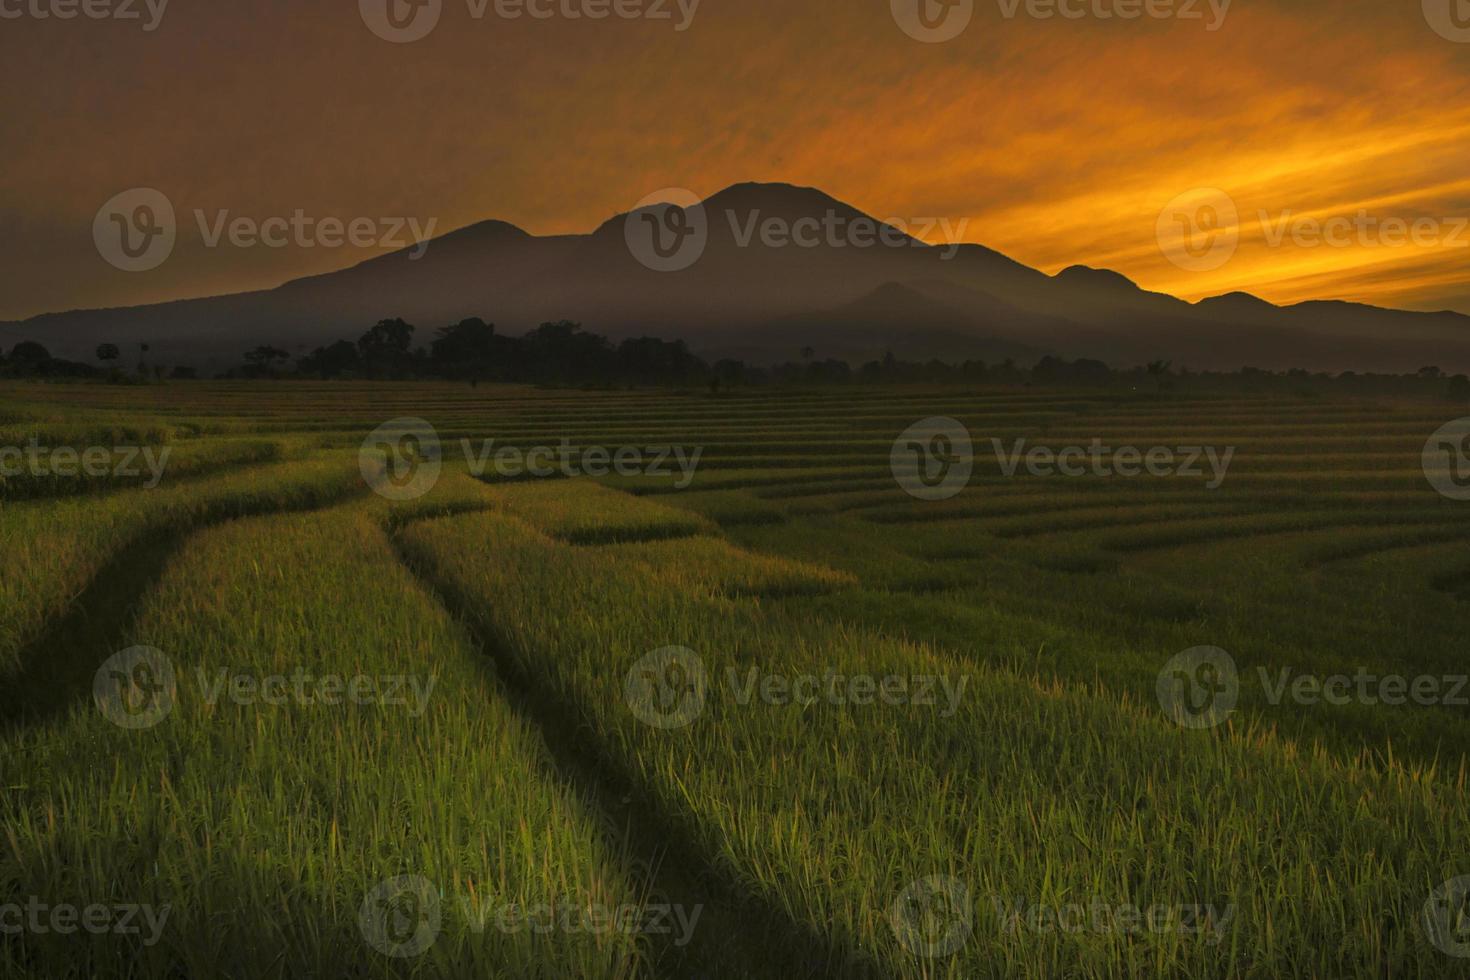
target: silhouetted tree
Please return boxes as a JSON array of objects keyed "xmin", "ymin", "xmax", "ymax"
[
  {"xmin": 244, "ymin": 346, "xmax": 290, "ymax": 368},
  {"xmin": 241, "ymin": 346, "xmax": 290, "ymax": 379},
  {"xmin": 616, "ymin": 336, "xmax": 704, "ymax": 386},
  {"xmin": 10, "ymin": 341, "xmax": 50, "ymax": 364},
  {"xmin": 0, "ymin": 341, "xmax": 101, "ymax": 379},
  {"xmin": 519, "ymin": 321, "xmax": 613, "ymax": 383},
  {"xmin": 431, "ymin": 318, "xmax": 507, "ymax": 384},
  {"xmin": 96, "ymin": 343, "xmax": 120, "ymax": 364},
  {"xmin": 298, "ymin": 340, "xmax": 361, "ymax": 379},
  {"xmin": 357, "ymin": 318, "xmax": 416, "ymax": 378}
]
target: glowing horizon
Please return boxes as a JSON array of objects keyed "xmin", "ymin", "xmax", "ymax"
[{"xmin": 3, "ymin": 0, "xmax": 1467, "ymax": 322}]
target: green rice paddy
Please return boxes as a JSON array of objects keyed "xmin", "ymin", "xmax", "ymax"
[{"xmin": 2, "ymin": 381, "xmax": 1469, "ymax": 978}]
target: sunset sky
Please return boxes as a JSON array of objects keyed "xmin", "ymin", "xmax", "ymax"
[{"xmin": 3, "ymin": 0, "xmax": 1468, "ymax": 322}]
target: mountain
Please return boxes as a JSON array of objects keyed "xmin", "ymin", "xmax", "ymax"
[{"xmin": 5, "ymin": 182, "xmax": 1469, "ymax": 374}]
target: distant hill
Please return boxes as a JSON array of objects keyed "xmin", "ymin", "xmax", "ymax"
[{"xmin": 5, "ymin": 181, "xmax": 1469, "ymax": 374}]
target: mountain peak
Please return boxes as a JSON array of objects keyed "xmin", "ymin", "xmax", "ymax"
[
  {"xmin": 594, "ymin": 181, "xmax": 887, "ymax": 240},
  {"xmin": 1053, "ymin": 265, "xmax": 1139, "ymax": 290},
  {"xmin": 425, "ymin": 218, "xmax": 531, "ymax": 246},
  {"xmin": 703, "ymin": 181, "xmax": 860, "ymax": 216},
  {"xmin": 1196, "ymin": 290, "xmax": 1279, "ymax": 313}
]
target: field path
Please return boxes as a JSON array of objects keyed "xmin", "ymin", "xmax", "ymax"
[
  {"xmin": 1, "ymin": 479, "xmax": 365, "ymax": 734},
  {"xmin": 391, "ymin": 510, "xmax": 881, "ymax": 980}
]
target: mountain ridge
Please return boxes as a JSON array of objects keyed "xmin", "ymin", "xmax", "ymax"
[{"xmin": 4, "ymin": 181, "xmax": 1468, "ymax": 374}]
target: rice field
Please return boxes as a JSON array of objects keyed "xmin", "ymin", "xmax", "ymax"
[{"xmin": 2, "ymin": 380, "xmax": 1470, "ymax": 978}]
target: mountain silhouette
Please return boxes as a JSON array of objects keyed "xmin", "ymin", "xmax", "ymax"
[{"xmin": 6, "ymin": 182, "xmax": 1469, "ymax": 373}]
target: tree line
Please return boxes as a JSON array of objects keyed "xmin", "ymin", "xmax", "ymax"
[
  {"xmin": 0, "ymin": 341, "xmax": 194, "ymax": 381},
  {"xmin": 3, "ymin": 319, "xmax": 1469, "ymax": 399}
]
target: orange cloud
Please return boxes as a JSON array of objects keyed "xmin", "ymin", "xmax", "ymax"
[{"xmin": 1, "ymin": 0, "xmax": 1466, "ymax": 320}]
